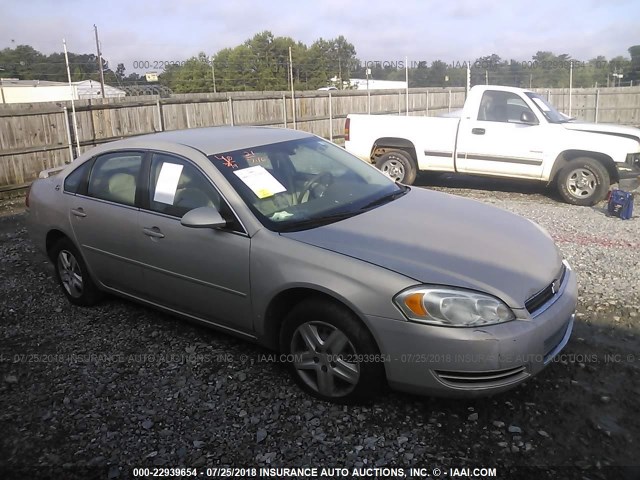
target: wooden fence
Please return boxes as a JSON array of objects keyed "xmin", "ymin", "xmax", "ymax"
[
  {"xmin": 1, "ymin": 86, "xmax": 639, "ymax": 190},
  {"xmin": 532, "ymin": 86, "xmax": 640, "ymax": 124}
]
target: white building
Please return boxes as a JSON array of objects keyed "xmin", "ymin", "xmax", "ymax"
[
  {"xmin": 74, "ymin": 79, "xmax": 126, "ymax": 99},
  {"xmin": 0, "ymin": 78, "xmax": 126, "ymax": 104},
  {"xmin": 349, "ymin": 78, "xmax": 408, "ymax": 90}
]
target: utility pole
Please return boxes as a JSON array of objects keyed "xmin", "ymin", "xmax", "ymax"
[
  {"xmin": 94, "ymin": 25, "xmax": 106, "ymax": 98},
  {"xmin": 63, "ymin": 39, "xmax": 81, "ymax": 157},
  {"xmin": 405, "ymin": 56, "xmax": 409, "ymax": 116},
  {"xmin": 569, "ymin": 61, "xmax": 573, "ymax": 117},
  {"xmin": 465, "ymin": 61, "xmax": 470, "ymax": 96}
]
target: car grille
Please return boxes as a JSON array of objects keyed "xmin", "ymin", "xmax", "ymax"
[
  {"xmin": 435, "ymin": 365, "xmax": 528, "ymax": 389},
  {"xmin": 525, "ymin": 264, "xmax": 567, "ymax": 314}
]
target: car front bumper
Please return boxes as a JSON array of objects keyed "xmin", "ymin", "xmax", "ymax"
[{"xmin": 366, "ymin": 265, "xmax": 578, "ymax": 397}]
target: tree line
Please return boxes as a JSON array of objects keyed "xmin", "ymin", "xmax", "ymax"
[{"xmin": 1, "ymin": 33, "xmax": 639, "ymax": 93}]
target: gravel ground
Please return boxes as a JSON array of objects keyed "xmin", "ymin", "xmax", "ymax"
[{"xmin": 1, "ymin": 179, "xmax": 639, "ymax": 480}]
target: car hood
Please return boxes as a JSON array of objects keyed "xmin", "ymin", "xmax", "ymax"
[
  {"xmin": 282, "ymin": 188, "xmax": 562, "ymax": 309},
  {"xmin": 562, "ymin": 122, "xmax": 640, "ymax": 143}
]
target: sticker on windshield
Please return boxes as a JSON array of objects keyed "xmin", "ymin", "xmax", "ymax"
[
  {"xmin": 213, "ymin": 154, "xmax": 238, "ymax": 169},
  {"xmin": 532, "ymin": 97, "xmax": 551, "ymax": 112},
  {"xmin": 234, "ymin": 165, "xmax": 286, "ymax": 199},
  {"xmin": 243, "ymin": 150, "xmax": 270, "ymax": 165},
  {"xmin": 154, "ymin": 162, "xmax": 184, "ymax": 205}
]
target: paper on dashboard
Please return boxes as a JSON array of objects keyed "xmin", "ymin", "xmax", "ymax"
[{"xmin": 234, "ymin": 165, "xmax": 286, "ymax": 199}]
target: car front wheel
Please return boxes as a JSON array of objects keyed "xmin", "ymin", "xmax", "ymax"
[{"xmin": 280, "ymin": 298, "xmax": 385, "ymax": 403}]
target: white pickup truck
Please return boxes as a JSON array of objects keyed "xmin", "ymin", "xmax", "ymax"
[{"xmin": 345, "ymin": 85, "xmax": 640, "ymax": 205}]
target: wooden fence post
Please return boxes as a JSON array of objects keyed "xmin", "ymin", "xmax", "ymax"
[
  {"xmin": 228, "ymin": 97, "xmax": 234, "ymax": 126},
  {"xmin": 156, "ymin": 99, "xmax": 164, "ymax": 131},
  {"xmin": 328, "ymin": 92, "xmax": 333, "ymax": 142},
  {"xmin": 282, "ymin": 94, "xmax": 287, "ymax": 128}
]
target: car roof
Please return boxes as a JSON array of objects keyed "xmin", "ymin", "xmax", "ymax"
[{"xmin": 103, "ymin": 126, "xmax": 313, "ymax": 156}]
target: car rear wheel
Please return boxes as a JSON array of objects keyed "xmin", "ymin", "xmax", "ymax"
[
  {"xmin": 377, "ymin": 150, "xmax": 417, "ymax": 185},
  {"xmin": 557, "ymin": 157, "xmax": 610, "ymax": 206},
  {"xmin": 51, "ymin": 238, "xmax": 102, "ymax": 306},
  {"xmin": 280, "ymin": 298, "xmax": 385, "ymax": 403}
]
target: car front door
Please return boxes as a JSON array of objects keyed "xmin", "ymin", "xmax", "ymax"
[
  {"xmin": 66, "ymin": 151, "xmax": 145, "ymax": 295},
  {"xmin": 455, "ymin": 90, "xmax": 545, "ymax": 179},
  {"xmin": 136, "ymin": 152, "xmax": 253, "ymax": 334}
]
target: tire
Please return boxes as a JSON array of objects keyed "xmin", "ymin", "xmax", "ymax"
[
  {"xmin": 556, "ymin": 157, "xmax": 610, "ymax": 206},
  {"xmin": 51, "ymin": 237, "xmax": 102, "ymax": 306},
  {"xmin": 280, "ymin": 298, "xmax": 385, "ymax": 403},
  {"xmin": 376, "ymin": 150, "xmax": 417, "ymax": 185}
]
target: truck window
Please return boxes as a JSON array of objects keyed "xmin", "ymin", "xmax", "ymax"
[{"xmin": 478, "ymin": 91, "xmax": 536, "ymax": 124}]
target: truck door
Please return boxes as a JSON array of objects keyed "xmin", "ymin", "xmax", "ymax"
[{"xmin": 455, "ymin": 90, "xmax": 545, "ymax": 179}]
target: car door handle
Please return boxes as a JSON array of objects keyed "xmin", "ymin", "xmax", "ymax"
[
  {"xmin": 71, "ymin": 208, "xmax": 86, "ymax": 218},
  {"xmin": 471, "ymin": 128, "xmax": 485, "ymax": 135},
  {"xmin": 142, "ymin": 227, "xmax": 165, "ymax": 239}
]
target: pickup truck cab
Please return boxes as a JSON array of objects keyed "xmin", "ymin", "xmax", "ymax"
[{"xmin": 345, "ymin": 85, "xmax": 640, "ymax": 205}]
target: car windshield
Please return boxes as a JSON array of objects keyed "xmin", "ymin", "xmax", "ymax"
[
  {"xmin": 525, "ymin": 92, "xmax": 569, "ymax": 123},
  {"xmin": 208, "ymin": 136, "xmax": 407, "ymax": 232}
]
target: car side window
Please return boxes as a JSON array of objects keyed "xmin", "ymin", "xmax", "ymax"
[
  {"xmin": 63, "ymin": 160, "xmax": 92, "ymax": 194},
  {"xmin": 478, "ymin": 91, "xmax": 536, "ymax": 123},
  {"xmin": 87, "ymin": 152, "xmax": 143, "ymax": 206},
  {"xmin": 148, "ymin": 153, "xmax": 222, "ymax": 219}
]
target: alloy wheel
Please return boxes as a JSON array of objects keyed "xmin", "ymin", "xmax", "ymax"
[
  {"xmin": 57, "ymin": 249, "xmax": 84, "ymax": 298},
  {"xmin": 380, "ymin": 159, "xmax": 405, "ymax": 182},
  {"xmin": 565, "ymin": 168, "xmax": 597, "ymax": 199},
  {"xmin": 290, "ymin": 321, "xmax": 360, "ymax": 398}
]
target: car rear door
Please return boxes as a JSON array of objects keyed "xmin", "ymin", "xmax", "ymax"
[
  {"xmin": 65, "ymin": 151, "xmax": 145, "ymax": 295},
  {"xmin": 135, "ymin": 152, "xmax": 253, "ymax": 334}
]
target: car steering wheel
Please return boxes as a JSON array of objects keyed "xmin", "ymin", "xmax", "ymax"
[{"xmin": 297, "ymin": 172, "xmax": 333, "ymax": 204}]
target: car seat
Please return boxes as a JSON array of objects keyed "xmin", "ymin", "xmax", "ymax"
[{"xmin": 107, "ymin": 173, "xmax": 136, "ymax": 205}]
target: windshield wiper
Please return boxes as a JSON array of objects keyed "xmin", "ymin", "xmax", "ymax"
[
  {"xmin": 360, "ymin": 185, "xmax": 409, "ymax": 210},
  {"xmin": 278, "ymin": 211, "xmax": 358, "ymax": 232}
]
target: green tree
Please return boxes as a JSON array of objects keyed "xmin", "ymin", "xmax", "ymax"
[
  {"xmin": 609, "ymin": 55, "xmax": 631, "ymax": 86},
  {"xmin": 627, "ymin": 45, "xmax": 639, "ymax": 83},
  {"xmin": 0, "ymin": 45, "xmax": 44, "ymax": 79},
  {"xmin": 115, "ymin": 63, "xmax": 126, "ymax": 82},
  {"xmin": 167, "ymin": 52, "xmax": 213, "ymax": 93}
]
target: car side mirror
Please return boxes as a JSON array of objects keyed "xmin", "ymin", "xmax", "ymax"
[
  {"xmin": 181, "ymin": 207, "xmax": 226, "ymax": 229},
  {"xmin": 520, "ymin": 111, "xmax": 538, "ymax": 124}
]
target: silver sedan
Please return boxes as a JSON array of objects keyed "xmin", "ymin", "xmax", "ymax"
[{"xmin": 26, "ymin": 126, "xmax": 577, "ymax": 403}]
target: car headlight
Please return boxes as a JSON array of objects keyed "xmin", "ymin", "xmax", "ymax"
[{"xmin": 394, "ymin": 286, "xmax": 515, "ymax": 327}]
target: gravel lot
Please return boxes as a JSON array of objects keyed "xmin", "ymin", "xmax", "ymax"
[{"xmin": 1, "ymin": 177, "xmax": 639, "ymax": 480}]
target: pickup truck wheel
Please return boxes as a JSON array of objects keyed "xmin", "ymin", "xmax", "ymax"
[
  {"xmin": 377, "ymin": 150, "xmax": 417, "ymax": 185},
  {"xmin": 557, "ymin": 157, "xmax": 610, "ymax": 206}
]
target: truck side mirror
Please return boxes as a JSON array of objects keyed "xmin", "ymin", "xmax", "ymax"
[{"xmin": 520, "ymin": 111, "xmax": 538, "ymax": 124}]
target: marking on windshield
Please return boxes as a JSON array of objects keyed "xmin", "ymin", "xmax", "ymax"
[
  {"xmin": 243, "ymin": 150, "xmax": 270, "ymax": 165},
  {"xmin": 213, "ymin": 154, "xmax": 238, "ymax": 169}
]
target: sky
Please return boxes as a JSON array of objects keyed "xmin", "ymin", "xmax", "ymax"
[{"xmin": 1, "ymin": 0, "xmax": 638, "ymax": 73}]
